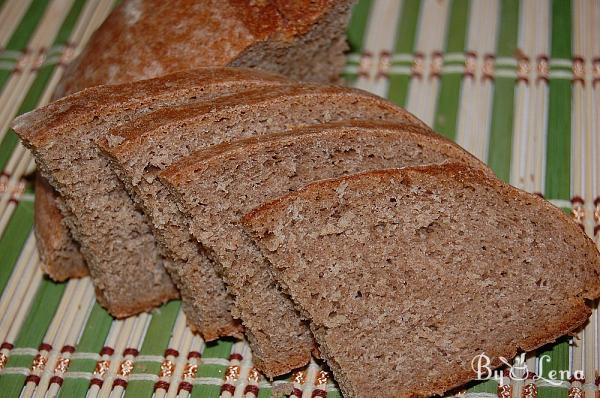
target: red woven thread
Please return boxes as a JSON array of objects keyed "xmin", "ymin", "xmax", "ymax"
[
  {"xmin": 229, "ymin": 353, "xmax": 243, "ymax": 361},
  {"xmin": 164, "ymin": 348, "xmax": 179, "ymax": 358},
  {"xmin": 569, "ymin": 374, "xmax": 585, "ymax": 383},
  {"xmin": 122, "ymin": 348, "xmax": 139, "ymax": 357},
  {"xmin": 90, "ymin": 378, "xmax": 103, "ymax": 387},
  {"xmin": 99, "ymin": 346, "xmax": 114, "ymax": 356},
  {"xmin": 61, "ymin": 345, "xmax": 75, "ymax": 354},
  {"xmin": 113, "ymin": 378, "xmax": 128, "ymax": 388},
  {"xmin": 25, "ymin": 375, "xmax": 41, "ymax": 385},
  {"xmin": 220, "ymin": 383, "xmax": 236, "ymax": 394},
  {"xmin": 178, "ymin": 381, "xmax": 193, "ymax": 393},
  {"xmin": 154, "ymin": 380, "xmax": 170, "ymax": 391},
  {"xmin": 49, "ymin": 376, "xmax": 64, "ymax": 386},
  {"xmin": 244, "ymin": 384, "xmax": 259, "ymax": 395},
  {"xmin": 0, "ymin": 342, "xmax": 14, "ymax": 350},
  {"xmin": 292, "ymin": 388, "xmax": 303, "ymax": 397},
  {"xmin": 571, "ymin": 196, "xmax": 584, "ymax": 205},
  {"xmin": 187, "ymin": 351, "xmax": 201, "ymax": 359},
  {"xmin": 312, "ymin": 389, "xmax": 328, "ymax": 398},
  {"xmin": 38, "ymin": 343, "xmax": 52, "ymax": 352}
]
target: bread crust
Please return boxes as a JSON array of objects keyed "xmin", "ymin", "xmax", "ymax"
[
  {"xmin": 99, "ymin": 84, "xmax": 428, "ymax": 162},
  {"xmin": 15, "ymin": 68, "xmax": 289, "ymax": 147},
  {"xmin": 161, "ymin": 119, "xmax": 492, "ymax": 185},
  {"xmin": 54, "ymin": 0, "xmax": 343, "ymax": 97},
  {"xmin": 34, "ymin": 175, "xmax": 88, "ymax": 281},
  {"xmin": 27, "ymin": 68, "xmax": 288, "ymax": 283}
]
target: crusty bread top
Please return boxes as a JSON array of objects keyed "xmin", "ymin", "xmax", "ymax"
[
  {"xmin": 55, "ymin": 0, "xmax": 341, "ymax": 96},
  {"xmin": 243, "ymin": 164, "xmax": 600, "ymax": 301},
  {"xmin": 98, "ymin": 84, "xmax": 428, "ymax": 160},
  {"xmin": 11, "ymin": 67, "xmax": 290, "ymax": 147},
  {"xmin": 160, "ymin": 120, "xmax": 492, "ymax": 186}
]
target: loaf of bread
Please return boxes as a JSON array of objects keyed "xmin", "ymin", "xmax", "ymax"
[
  {"xmin": 158, "ymin": 120, "xmax": 490, "ymax": 375},
  {"xmin": 36, "ymin": 0, "xmax": 356, "ymax": 283},
  {"xmin": 56, "ymin": 0, "xmax": 356, "ymax": 97},
  {"xmin": 13, "ymin": 68, "xmax": 290, "ymax": 323},
  {"xmin": 242, "ymin": 165, "xmax": 600, "ymax": 398},
  {"xmin": 98, "ymin": 86, "xmax": 425, "ymax": 377}
]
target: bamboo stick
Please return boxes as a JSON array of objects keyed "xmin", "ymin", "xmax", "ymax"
[
  {"xmin": 106, "ymin": 312, "xmax": 151, "ymax": 398},
  {"xmin": 353, "ymin": 0, "xmax": 403, "ymax": 96},
  {"xmin": 175, "ymin": 334, "xmax": 204, "ymax": 398},
  {"xmin": 154, "ymin": 309, "xmax": 187, "ymax": 398}
]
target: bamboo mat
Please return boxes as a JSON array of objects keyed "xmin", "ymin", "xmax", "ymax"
[{"xmin": 0, "ymin": 0, "xmax": 598, "ymax": 397}]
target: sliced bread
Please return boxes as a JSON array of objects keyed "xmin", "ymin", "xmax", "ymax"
[
  {"xmin": 38, "ymin": 0, "xmax": 356, "ymax": 282},
  {"xmin": 12, "ymin": 68, "xmax": 290, "ymax": 323},
  {"xmin": 98, "ymin": 88, "xmax": 425, "ymax": 377},
  {"xmin": 242, "ymin": 165, "xmax": 600, "ymax": 398}
]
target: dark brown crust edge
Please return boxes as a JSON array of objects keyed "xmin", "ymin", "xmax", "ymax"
[{"xmin": 34, "ymin": 175, "xmax": 88, "ymax": 281}]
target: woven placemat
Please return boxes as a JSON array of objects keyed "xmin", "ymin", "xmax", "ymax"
[{"xmin": 0, "ymin": 0, "xmax": 598, "ymax": 397}]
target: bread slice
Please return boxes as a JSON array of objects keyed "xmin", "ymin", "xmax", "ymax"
[
  {"xmin": 156, "ymin": 120, "xmax": 490, "ymax": 375},
  {"xmin": 36, "ymin": 0, "xmax": 357, "ymax": 283},
  {"xmin": 55, "ymin": 0, "xmax": 356, "ymax": 97},
  {"xmin": 98, "ymin": 88, "xmax": 425, "ymax": 377},
  {"xmin": 12, "ymin": 68, "xmax": 290, "ymax": 322},
  {"xmin": 34, "ymin": 175, "xmax": 88, "ymax": 281},
  {"xmin": 242, "ymin": 165, "xmax": 600, "ymax": 398}
]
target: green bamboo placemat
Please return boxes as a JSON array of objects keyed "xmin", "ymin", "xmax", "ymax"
[{"xmin": 0, "ymin": 1, "xmax": 598, "ymax": 397}]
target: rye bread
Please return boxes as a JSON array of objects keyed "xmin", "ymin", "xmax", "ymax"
[
  {"xmin": 157, "ymin": 120, "xmax": 490, "ymax": 375},
  {"xmin": 36, "ymin": 0, "xmax": 356, "ymax": 282},
  {"xmin": 98, "ymin": 87, "xmax": 426, "ymax": 377},
  {"xmin": 12, "ymin": 68, "xmax": 290, "ymax": 323},
  {"xmin": 242, "ymin": 165, "xmax": 600, "ymax": 398}
]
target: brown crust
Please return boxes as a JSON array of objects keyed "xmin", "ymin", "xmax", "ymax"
[
  {"xmin": 12, "ymin": 67, "xmax": 290, "ymax": 147},
  {"xmin": 242, "ymin": 163, "xmax": 600, "ymax": 397},
  {"xmin": 253, "ymin": 351, "xmax": 313, "ymax": 379},
  {"xmin": 33, "ymin": 175, "xmax": 88, "ymax": 281},
  {"xmin": 54, "ymin": 0, "xmax": 339, "ymax": 96},
  {"xmin": 99, "ymin": 84, "xmax": 427, "ymax": 162},
  {"xmin": 190, "ymin": 319, "xmax": 244, "ymax": 342},
  {"xmin": 95, "ymin": 286, "xmax": 178, "ymax": 319},
  {"xmin": 159, "ymin": 119, "xmax": 492, "ymax": 186}
]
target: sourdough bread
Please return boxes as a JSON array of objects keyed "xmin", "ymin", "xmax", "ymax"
[
  {"xmin": 12, "ymin": 68, "xmax": 289, "ymax": 324},
  {"xmin": 98, "ymin": 87, "xmax": 426, "ymax": 377},
  {"xmin": 242, "ymin": 165, "xmax": 600, "ymax": 398}
]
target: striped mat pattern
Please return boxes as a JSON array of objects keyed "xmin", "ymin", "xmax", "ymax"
[{"xmin": 0, "ymin": 0, "xmax": 598, "ymax": 397}]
